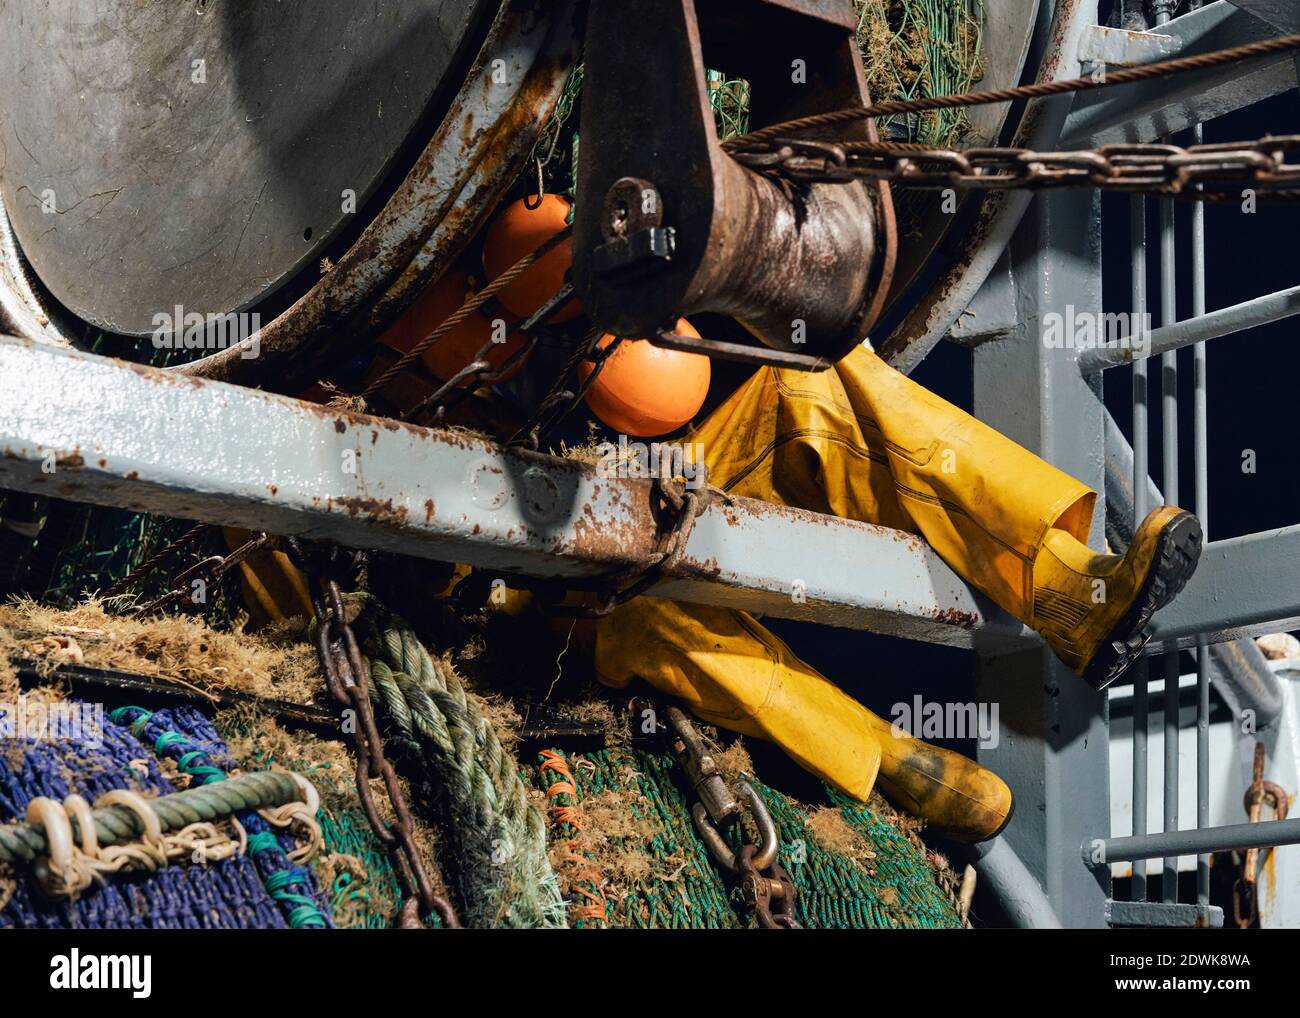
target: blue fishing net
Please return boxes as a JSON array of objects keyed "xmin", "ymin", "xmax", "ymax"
[{"xmin": 0, "ymin": 699, "xmax": 332, "ymax": 929}]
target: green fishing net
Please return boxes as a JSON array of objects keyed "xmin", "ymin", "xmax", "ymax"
[{"xmin": 521, "ymin": 745, "xmax": 965, "ymax": 929}]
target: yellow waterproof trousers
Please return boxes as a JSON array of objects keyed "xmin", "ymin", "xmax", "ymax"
[
  {"xmin": 595, "ymin": 346, "xmax": 1098, "ymax": 831},
  {"xmin": 689, "ymin": 345, "xmax": 1095, "ymax": 619}
]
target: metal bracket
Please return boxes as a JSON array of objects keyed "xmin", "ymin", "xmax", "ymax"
[
  {"xmin": 1078, "ymin": 25, "xmax": 1177, "ymax": 69},
  {"xmin": 572, "ymin": 0, "xmax": 895, "ymax": 366},
  {"xmin": 1105, "ymin": 899, "xmax": 1225, "ymax": 928}
]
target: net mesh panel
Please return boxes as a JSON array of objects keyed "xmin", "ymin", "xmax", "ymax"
[
  {"xmin": 314, "ymin": 806, "xmax": 406, "ymax": 929},
  {"xmin": 0, "ymin": 699, "xmax": 319, "ymax": 929},
  {"xmin": 520, "ymin": 745, "xmax": 964, "ymax": 929},
  {"xmin": 0, "ymin": 698, "xmax": 961, "ymax": 929},
  {"xmin": 212, "ymin": 716, "xmax": 429, "ymax": 930},
  {"xmin": 857, "ymin": 0, "xmax": 986, "ymax": 146}
]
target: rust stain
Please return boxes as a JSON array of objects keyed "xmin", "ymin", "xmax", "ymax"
[
  {"xmin": 926, "ymin": 606, "xmax": 980, "ymax": 629},
  {"xmin": 330, "ymin": 495, "xmax": 409, "ymax": 525},
  {"xmin": 170, "ymin": 10, "xmax": 578, "ymax": 394},
  {"xmin": 424, "ymin": 498, "xmax": 436, "ymax": 523}
]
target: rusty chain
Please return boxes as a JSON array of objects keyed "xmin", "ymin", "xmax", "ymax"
[
  {"xmin": 285, "ymin": 538, "xmax": 461, "ymax": 930},
  {"xmin": 663, "ymin": 705, "xmax": 801, "ymax": 929},
  {"xmin": 1233, "ymin": 742, "xmax": 1290, "ymax": 929},
  {"xmin": 729, "ymin": 135, "xmax": 1300, "ymax": 200},
  {"xmin": 723, "ymin": 31, "xmax": 1300, "ymax": 201}
]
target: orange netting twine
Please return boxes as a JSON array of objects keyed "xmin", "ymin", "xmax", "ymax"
[{"xmin": 539, "ymin": 750, "xmax": 608, "ymax": 926}]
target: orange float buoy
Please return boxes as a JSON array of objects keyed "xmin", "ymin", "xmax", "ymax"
[
  {"xmin": 378, "ymin": 269, "xmax": 525, "ymax": 385},
  {"xmin": 578, "ymin": 320, "xmax": 711, "ymax": 437},
  {"xmin": 482, "ymin": 194, "xmax": 582, "ymax": 323}
]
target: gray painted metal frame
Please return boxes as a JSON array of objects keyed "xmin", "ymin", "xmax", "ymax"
[
  {"xmin": 1079, "ymin": 283, "xmax": 1300, "ymax": 373},
  {"xmin": 1062, "ymin": 2, "xmax": 1297, "ymax": 146},
  {"xmin": 0, "ymin": 335, "xmax": 1030, "ymax": 649},
  {"xmin": 1061, "ymin": 0, "xmax": 1300, "ymax": 926},
  {"xmin": 1093, "ymin": 816, "xmax": 1300, "ymax": 862},
  {"xmin": 970, "ymin": 0, "xmax": 1300, "ymax": 928},
  {"xmin": 1148, "ymin": 525, "xmax": 1300, "ymax": 653}
]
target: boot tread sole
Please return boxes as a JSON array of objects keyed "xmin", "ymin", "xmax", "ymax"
[{"xmin": 1082, "ymin": 510, "xmax": 1202, "ymax": 691}]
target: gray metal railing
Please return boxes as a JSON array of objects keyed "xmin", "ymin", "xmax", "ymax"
[{"xmin": 1079, "ymin": 7, "xmax": 1300, "ymax": 919}]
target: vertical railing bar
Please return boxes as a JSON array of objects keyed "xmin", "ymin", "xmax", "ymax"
[
  {"xmin": 1147, "ymin": 1, "xmax": 1181, "ymax": 909},
  {"xmin": 1131, "ymin": 194, "xmax": 1150, "ymax": 903},
  {"xmin": 1191, "ymin": 118, "xmax": 1210, "ymax": 909},
  {"xmin": 1160, "ymin": 192, "xmax": 1180, "ymax": 906}
]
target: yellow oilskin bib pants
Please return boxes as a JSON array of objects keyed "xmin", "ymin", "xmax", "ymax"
[
  {"xmin": 686, "ymin": 344, "xmax": 1096, "ymax": 620},
  {"xmin": 595, "ymin": 345, "xmax": 1201, "ymax": 840},
  {"xmin": 594, "ymin": 596, "xmax": 1015, "ymax": 843}
]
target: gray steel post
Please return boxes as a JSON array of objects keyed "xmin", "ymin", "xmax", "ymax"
[
  {"xmin": 1078, "ymin": 283, "xmax": 1300, "ymax": 373},
  {"xmin": 973, "ymin": 182, "xmax": 1110, "ymax": 928},
  {"xmin": 1093, "ymin": 817, "xmax": 1300, "ymax": 863},
  {"xmin": 968, "ymin": 837, "xmax": 1065, "ymax": 929}
]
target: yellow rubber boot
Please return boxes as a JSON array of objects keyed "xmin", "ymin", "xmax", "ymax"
[
  {"xmin": 595, "ymin": 597, "xmax": 1013, "ymax": 842},
  {"xmin": 1031, "ymin": 505, "xmax": 1202, "ymax": 689}
]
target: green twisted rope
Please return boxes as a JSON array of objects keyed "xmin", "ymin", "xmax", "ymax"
[
  {"xmin": 111, "ymin": 704, "xmax": 329, "ymax": 929},
  {"xmin": 0, "ymin": 770, "xmax": 303, "ymax": 866},
  {"xmin": 358, "ymin": 603, "xmax": 566, "ymax": 929}
]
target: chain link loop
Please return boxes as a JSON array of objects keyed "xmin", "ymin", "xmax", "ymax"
[
  {"xmin": 1233, "ymin": 742, "xmax": 1290, "ymax": 929},
  {"xmin": 285, "ymin": 538, "xmax": 461, "ymax": 930},
  {"xmin": 663, "ymin": 706, "xmax": 801, "ymax": 929}
]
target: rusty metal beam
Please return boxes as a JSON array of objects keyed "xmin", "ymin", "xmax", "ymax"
[{"xmin": 0, "ymin": 335, "xmax": 1031, "ymax": 650}]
